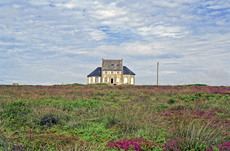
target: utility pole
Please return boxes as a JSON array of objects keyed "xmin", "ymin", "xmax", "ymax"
[{"xmin": 157, "ymin": 62, "xmax": 159, "ymax": 86}]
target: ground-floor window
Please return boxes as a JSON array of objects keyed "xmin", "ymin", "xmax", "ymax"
[
  {"xmin": 117, "ymin": 78, "xmax": 119, "ymax": 83},
  {"xmin": 104, "ymin": 77, "xmax": 108, "ymax": 83},
  {"xmin": 89, "ymin": 77, "xmax": 91, "ymax": 84},
  {"xmin": 95, "ymin": 77, "xmax": 99, "ymax": 83},
  {"xmin": 124, "ymin": 77, "xmax": 128, "ymax": 84},
  {"xmin": 131, "ymin": 78, "xmax": 134, "ymax": 84}
]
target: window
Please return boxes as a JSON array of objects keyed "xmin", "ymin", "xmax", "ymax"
[
  {"xmin": 111, "ymin": 64, "xmax": 114, "ymax": 66},
  {"xmin": 116, "ymin": 78, "xmax": 119, "ymax": 83},
  {"xmin": 131, "ymin": 78, "xmax": 134, "ymax": 84},
  {"xmin": 124, "ymin": 77, "xmax": 128, "ymax": 84},
  {"xmin": 117, "ymin": 71, "xmax": 120, "ymax": 74},
  {"xmin": 104, "ymin": 77, "xmax": 107, "ymax": 83},
  {"xmin": 89, "ymin": 77, "xmax": 91, "ymax": 84},
  {"xmin": 95, "ymin": 77, "xmax": 99, "ymax": 83},
  {"xmin": 105, "ymin": 71, "xmax": 107, "ymax": 74},
  {"xmin": 111, "ymin": 71, "xmax": 113, "ymax": 74},
  {"xmin": 117, "ymin": 64, "xmax": 120, "ymax": 66}
]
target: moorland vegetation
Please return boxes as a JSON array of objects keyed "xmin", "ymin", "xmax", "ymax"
[{"xmin": 0, "ymin": 84, "xmax": 230, "ymax": 150}]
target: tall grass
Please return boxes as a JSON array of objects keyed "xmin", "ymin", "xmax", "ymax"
[
  {"xmin": 174, "ymin": 118, "xmax": 226, "ymax": 150},
  {"xmin": 0, "ymin": 85, "xmax": 230, "ymax": 150}
]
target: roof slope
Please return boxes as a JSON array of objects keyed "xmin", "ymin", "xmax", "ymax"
[
  {"xmin": 87, "ymin": 67, "xmax": 101, "ymax": 77},
  {"xmin": 123, "ymin": 66, "xmax": 135, "ymax": 75},
  {"xmin": 102, "ymin": 59, "xmax": 123, "ymax": 71},
  {"xmin": 87, "ymin": 66, "xmax": 135, "ymax": 77}
]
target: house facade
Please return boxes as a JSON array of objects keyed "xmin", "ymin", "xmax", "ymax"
[{"xmin": 87, "ymin": 59, "xmax": 135, "ymax": 85}]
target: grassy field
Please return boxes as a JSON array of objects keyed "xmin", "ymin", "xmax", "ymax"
[{"xmin": 0, "ymin": 84, "xmax": 230, "ymax": 151}]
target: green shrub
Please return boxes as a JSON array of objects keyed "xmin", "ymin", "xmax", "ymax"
[
  {"xmin": 40, "ymin": 114, "xmax": 58, "ymax": 127},
  {"xmin": 185, "ymin": 84, "xmax": 209, "ymax": 86},
  {"xmin": 2, "ymin": 100, "xmax": 31, "ymax": 119},
  {"xmin": 96, "ymin": 91, "xmax": 106, "ymax": 96},
  {"xmin": 65, "ymin": 83, "xmax": 85, "ymax": 86},
  {"xmin": 88, "ymin": 83, "xmax": 108, "ymax": 86},
  {"xmin": 168, "ymin": 98, "xmax": 177, "ymax": 104},
  {"xmin": 0, "ymin": 95, "xmax": 11, "ymax": 99}
]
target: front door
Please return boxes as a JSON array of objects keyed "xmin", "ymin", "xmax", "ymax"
[{"xmin": 111, "ymin": 78, "xmax": 113, "ymax": 83}]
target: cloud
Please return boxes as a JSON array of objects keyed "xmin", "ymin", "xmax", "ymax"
[
  {"xmin": 87, "ymin": 29, "xmax": 107, "ymax": 41},
  {"xmin": 0, "ymin": 0, "xmax": 229, "ymax": 85},
  {"xmin": 90, "ymin": 3, "xmax": 127, "ymax": 19},
  {"xmin": 161, "ymin": 71, "xmax": 177, "ymax": 74},
  {"xmin": 138, "ymin": 25, "xmax": 190, "ymax": 38},
  {"xmin": 87, "ymin": 41, "xmax": 169, "ymax": 57}
]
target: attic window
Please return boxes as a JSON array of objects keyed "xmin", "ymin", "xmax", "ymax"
[
  {"xmin": 117, "ymin": 64, "xmax": 120, "ymax": 66},
  {"xmin": 111, "ymin": 64, "xmax": 114, "ymax": 66}
]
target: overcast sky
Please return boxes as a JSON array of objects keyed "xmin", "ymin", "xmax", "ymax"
[{"xmin": 0, "ymin": 0, "xmax": 229, "ymax": 85}]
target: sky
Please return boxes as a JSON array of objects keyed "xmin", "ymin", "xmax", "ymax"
[{"xmin": 0, "ymin": 0, "xmax": 230, "ymax": 86}]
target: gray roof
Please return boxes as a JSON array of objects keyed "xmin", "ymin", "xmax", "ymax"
[
  {"xmin": 87, "ymin": 67, "xmax": 101, "ymax": 77},
  {"xmin": 87, "ymin": 66, "xmax": 135, "ymax": 77},
  {"xmin": 102, "ymin": 59, "xmax": 123, "ymax": 71},
  {"xmin": 123, "ymin": 66, "xmax": 135, "ymax": 75}
]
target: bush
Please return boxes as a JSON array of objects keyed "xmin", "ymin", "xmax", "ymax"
[
  {"xmin": 65, "ymin": 83, "xmax": 84, "ymax": 86},
  {"xmin": 40, "ymin": 114, "xmax": 58, "ymax": 127},
  {"xmin": 88, "ymin": 83, "xmax": 108, "ymax": 86},
  {"xmin": 168, "ymin": 98, "xmax": 177, "ymax": 104},
  {"xmin": 185, "ymin": 84, "xmax": 209, "ymax": 86}
]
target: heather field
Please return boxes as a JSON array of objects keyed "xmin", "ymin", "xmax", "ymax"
[{"xmin": 1, "ymin": 84, "xmax": 230, "ymax": 151}]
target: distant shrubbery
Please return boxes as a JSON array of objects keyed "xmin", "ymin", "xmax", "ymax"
[
  {"xmin": 185, "ymin": 84, "xmax": 209, "ymax": 86},
  {"xmin": 87, "ymin": 83, "xmax": 108, "ymax": 86},
  {"xmin": 54, "ymin": 83, "xmax": 84, "ymax": 86},
  {"xmin": 64, "ymin": 83, "xmax": 85, "ymax": 86}
]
